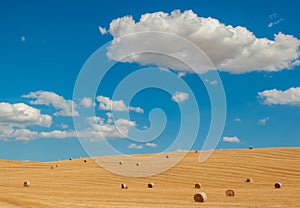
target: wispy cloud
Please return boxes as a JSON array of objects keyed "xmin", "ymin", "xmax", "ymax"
[
  {"xmin": 223, "ymin": 136, "xmax": 240, "ymax": 143},
  {"xmin": 23, "ymin": 91, "xmax": 79, "ymax": 117},
  {"xmin": 97, "ymin": 96, "xmax": 144, "ymax": 113},
  {"xmin": 145, "ymin": 142, "xmax": 157, "ymax": 148},
  {"xmin": 128, "ymin": 143, "xmax": 143, "ymax": 149},
  {"xmin": 98, "ymin": 26, "xmax": 108, "ymax": 35},
  {"xmin": 258, "ymin": 87, "xmax": 300, "ymax": 106},
  {"xmin": 258, "ymin": 117, "xmax": 270, "ymax": 125},
  {"xmin": 172, "ymin": 92, "xmax": 189, "ymax": 103}
]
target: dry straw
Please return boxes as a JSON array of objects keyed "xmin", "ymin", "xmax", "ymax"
[
  {"xmin": 194, "ymin": 192, "xmax": 207, "ymax": 203},
  {"xmin": 225, "ymin": 189, "xmax": 235, "ymax": 197}
]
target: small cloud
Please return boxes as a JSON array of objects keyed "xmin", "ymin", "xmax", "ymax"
[
  {"xmin": 258, "ymin": 87, "xmax": 300, "ymax": 106},
  {"xmin": 128, "ymin": 143, "xmax": 143, "ymax": 149},
  {"xmin": 234, "ymin": 118, "xmax": 241, "ymax": 122},
  {"xmin": 145, "ymin": 142, "xmax": 157, "ymax": 148},
  {"xmin": 178, "ymin": 72, "xmax": 186, "ymax": 77},
  {"xmin": 99, "ymin": 26, "xmax": 108, "ymax": 35},
  {"xmin": 176, "ymin": 149, "xmax": 188, "ymax": 152},
  {"xmin": 210, "ymin": 80, "xmax": 218, "ymax": 85},
  {"xmin": 268, "ymin": 18, "xmax": 283, "ymax": 28},
  {"xmin": 269, "ymin": 13, "xmax": 277, "ymax": 19},
  {"xmin": 258, "ymin": 117, "xmax": 270, "ymax": 125},
  {"xmin": 172, "ymin": 92, "xmax": 189, "ymax": 103},
  {"xmin": 21, "ymin": 36, "xmax": 26, "ymax": 42},
  {"xmin": 142, "ymin": 125, "xmax": 148, "ymax": 129},
  {"xmin": 79, "ymin": 97, "xmax": 94, "ymax": 108},
  {"xmin": 59, "ymin": 123, "xmax": 68, "ymax": 129},
  {"xmin": 223, "ymin": 136, "xmax": 240, "ymax": 143}
]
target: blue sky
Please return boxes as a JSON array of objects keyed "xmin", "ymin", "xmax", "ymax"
[{"xmin": 0, "ymin": 0, "xmax": 299, "ymax": 161}]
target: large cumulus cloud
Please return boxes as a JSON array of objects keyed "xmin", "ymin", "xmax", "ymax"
[{"xmin": 103, "ymin": 10, "xmax": 300, "ymax": 73}]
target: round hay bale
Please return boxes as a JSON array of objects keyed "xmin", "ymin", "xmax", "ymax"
[
  {"xmin": 84, "ymin": 159, "xmax": 87, "ymax": 163},
  {"xmin": 50, "ymin": 166, "xmax": 54, "ymax": 169},
  {"xmin": 245, "ymin": 178, "xmax": 253, "ymax": 183},
  {"xmin": 249, "ymin": 146, "xmax": 253, "ymax": 149},
  {"xmin": 69, "ymin": 158, "xmax": 72, "ymax": 161},
  {"xmin": 195, "ymin": 150, "xmax": 199, "ymax": 153},
  {"xmin": 148, "ymin": 182, "xmax": 154, "ymax": 188},
  {"xmin": 194, "ymin": 192, "xmax": 207, "ymax": 203},
  {"xmin": 23, "ymin": 181, "xmax": 30, "ymax": 187},
  {"xmin": 166, "ymin": 155, "xmax": 169, "ymax": 159},
  {"xmin": 274, "ymin": 182, "xmax": 282, "ymax": 189},
  {"xmin": 119, "ymin": 161, "xmax": 123, "ymax": 165},
  {"xmin": 56, "ymin": 164, "xmax": 59, "ymax": 168},
  {"xmin": 195, "ymin": 183, "xmax": 201, "ymax": 189},
  {"xmin": 225, "ymin": 189, "xmax": 235, "ymax": 197},
  {"xmin": 121, "ymin": 184, "xmax": 128, "ymax": 189},
  {"xmin": 136, "ymin": 162, "xmax": 140, "ymax": 166}
]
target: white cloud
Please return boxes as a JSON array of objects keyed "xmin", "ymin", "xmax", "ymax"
[
  {"xmin": 99, "ymin": 26, "xmax": 108, "ymax": 35},
  {"xmin": 23, "ymin": 91, "xmax": 79, "ymax": 117},
  {"xmin": 0, "ymin": 102, "xmax": 52, "ymax": 127},
  {"xmin": 268, "ymin": 13, "xmax": 283, "ymax": 28},
  {"xmin": 234, "ymin": 118, "xmax": 241, "ymax": 122},
  {"xmin": 21, "ymin": 36, "xmax": 26, "ymax": 42},
  {"xmin": 105, "ymin": 10, "xmax": 300, "ymax": 73},
  {"xmin": 223, "ymin": 136, "xmax": 240, "ymax": 143},
  {"xmin": 79, "ymin": 97, "xmax": 94, "ymax": 108},
  {"xmin": 268, "ymin": 18, "xmax": 283, "ymax": 28},
  {"xmin": 0, "ymin": 99, "xmax": 137, "ymax": 142},
  {"xmin": 145, "ymin": 142, "xmax": 157, "ymax": 148},
  {"xmin": 59, "ymin": 123, "xmax": 69, "ymax": 129},
  {"xmin": 172, "ymin": 92, "xmax": 189, "ymax": 103},
  {"xmin": 96, "ymin": 95, "xmax": 144, "ymax": 113},
  {"xmin": 178, "ymin": 72, "xmax": 186, "ymax": 77},
  {"xmin": 128, "ymin": 143, "xmax": 143, "ymax": 149},
  {"xmin": 258, "ymin": 117, "xmax": 270, "ymax": 125},
  {"xmin": 210, "ymin": 80, "xmax": 218, "ymax": 85},
  {"xmin": 258, "ymin": 87, "xmax": 300, "ymax": 106}
]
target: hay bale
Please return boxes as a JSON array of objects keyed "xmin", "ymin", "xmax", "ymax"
[
  {"xmin": 84, "ymin": 159, "xmax": 87, "ymax": 163},
  {"xmin": 275, "ymin": 182, "xmax": 282, "ymax": 188},
  {"xmin": 225, "ymin": 189, "xmax": 235, "ymax": 197},
  {"xmin": 166, "ymin": 155, "xmax": 169, "ymax": 158},
  {"xmin": 195, "ymin": 150, "xmax": 199, "ymax": 153},
  {"xmin": 148, "ymin": 182, "xmax": 154, "ymax": 188},
  {"xmin": 50, "ymin": 166, "xmax": 54, "ymax": 169},
  {"xmin": 119, "ymin": 161, "xmax": 123, "ymax": 165},
  {"xmin": 195, "ymin": 183, "xmax": 201, "ymax": 189},
  {"xmin": 245, "ymin": 178, "xmax": 253, "ymax": 183},
  {"xmin": 136, "ymin": 162, "xmax": 140, "ymax": 166},
  {"xmin": 121, "ymin": 184, "xmax": 128, "ymax": 189},
  {"xmin": 56, "ymin": 164, "xmax": 59, "ymax": 168},
  {"xmin": 194, "ymin": 192, "xmax": 207, "ymax": 203},
  {"xmin": 249, "ymin": 146, "xmax": 253, "ymax": 149},
  {"xmin": 23, "ymin": 181, "xmax": 30, "ymax": 187},
  {"xmin": 69, "ymin": 158, "xmax": 72, "ymax": 161}
]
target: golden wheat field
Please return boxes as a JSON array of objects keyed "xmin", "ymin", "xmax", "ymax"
[{"xmin": 0, "ymin": 147, "xmax": 299, "ymax": 208}]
